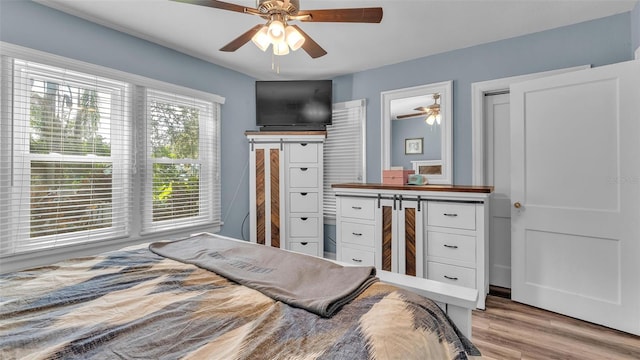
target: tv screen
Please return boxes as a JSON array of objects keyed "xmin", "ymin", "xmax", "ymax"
[{"xmin": 256, "ymin": 80, "xmax": 332, "ymax": 130}]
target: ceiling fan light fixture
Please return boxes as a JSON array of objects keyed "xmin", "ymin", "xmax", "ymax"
[
  {"xmin": 251, "ymin": 26, "xmax": 270, "ymax": 51},
  {"xmin": 285, "ymin": 25, "xmax": 305, "ymax": 51},
  {"xmin": 425, "ymin": 114, "xmax": 436, "ymax": 126},
  {"xmin": 267, "ymin": 18, "xmax": 285, "ymax": 43},
  {"xmin": 424, "ymin": 112, "xmax": 441, "ymax": 126},
  {"xmin": 423, "ymin": 93, "xmax": 442, "ymax": 126},
  {"xmin": 273, "ymin": 40, "xmax": 290, "ymax": 56}
]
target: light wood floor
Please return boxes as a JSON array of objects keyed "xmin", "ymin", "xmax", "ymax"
[{"xmin": 472, "ymin": 295, "xmax": 640, "ymax": 360}]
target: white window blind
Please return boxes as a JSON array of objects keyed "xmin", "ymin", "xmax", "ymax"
[
  {"xmin": 323, "ymin": 99, "xmax": 367, "ymax": 222},
  {"xmin": 0, "ymin": 59, "xmax": 131, "ymax": 255},
  {"xmin": 141, "ymin": 89, "xmax": 220, "ymax": 233},
  {"xmin": 0, "ymin": 43, "xmax": 224, "ymax": 259}
]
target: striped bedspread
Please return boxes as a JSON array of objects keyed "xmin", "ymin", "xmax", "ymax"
[{"xmin": 0, "ymin": 241, "xmax": 480, "ymax": 359}]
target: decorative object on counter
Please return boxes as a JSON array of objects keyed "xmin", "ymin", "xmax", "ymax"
[
  {"xmin": 382, "ymin": 168, "xmax": 415, "ymax": 185},
  {"xmin": 408, "ymin": 174, "xmax": 428, "ymax": 185}
]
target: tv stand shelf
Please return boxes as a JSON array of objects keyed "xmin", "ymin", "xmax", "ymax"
[{"xmin": 245, "ymin": 130, "xmax": 327, "ymax": 136}]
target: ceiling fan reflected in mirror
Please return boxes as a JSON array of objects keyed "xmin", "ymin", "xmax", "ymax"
[
  {"xmin": 171, "ymin": 0, "xmax": 383, "ymax": 58},
  {"xmin": 396, "ymin": 94, "xmax": 442, "ymax": 125}
]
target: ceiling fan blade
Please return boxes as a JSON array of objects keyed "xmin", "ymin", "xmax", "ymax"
[
  {"xmin": 220, "ymin": 24, "xmax": 264, "ymax": 52},
  {"xmin": 396, "ymin": 112, "xmax": 427, "ymax": 119},
  {"xmin": 171, "ymin": 0, "xmax": 261, "ymax": 16},
  {"xmin": 415, "ymin": 105, "xmax": 439, "ymax": 112},
  {"xmin": 291, "ymin": 25, "xmax": 327, "ymax": 58},
  {"xmin": 298, "ymin": 7, "xmax": 383, "ymax": 23}
]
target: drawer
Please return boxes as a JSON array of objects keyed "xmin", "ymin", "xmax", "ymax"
[
  {"xmin": 340, "ymin": 221, "xmax": 375, "ymax": 247},
  {"xmin": 340, "ymin": 246, "xmax": 375, "ymax": 267},
  {"xmin": 427, "ymin": 231, "xmax": 476, "ymax": 263},
  {"xmin": 288, "ymin": 143, "xmax": 318, "ymax": 163},
  {"xmin": 290, "ymin": 217, "xmax": 319, "ymax": 237},
  {"xmin": 289, "ymin": 192, "xmax": 319, "ymax": 213},
  {"xmin": 339, "ymin": 197, "xmax": 375, "ymax": 220},
  {"xmin": 289, "ymin": 241, "xmax": 319, "ymax": 257},
  {"xmin": 289, "ymin": 167, "xmax": 318, "ymax": 188},
  {"xmin": 427, "ymin": 202, "xmax": 476, "ymax": 230},
  {"xmin": 427, "ymin": 261, "xmax": 476, "ymax": 289}
]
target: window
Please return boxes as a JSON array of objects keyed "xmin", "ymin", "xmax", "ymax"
[
  {"xmin": 142, "ymin": 89, "xmax": 219, "ymax": 233},
  {"xmin": 1, "ymin": 60, "xmax": 130, "ymax": 255},
  {"xmin": 0, "ymin": 44, "xmax": 222, "ymax": 257},
  {"xmin": 323, "ymin": 99, "xmax": 367, "ymax": 223}
]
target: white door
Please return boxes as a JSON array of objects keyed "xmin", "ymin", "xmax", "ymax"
[
  {"xmin": 510, "ymin": 60, "xmax": 640, "ymax": 335},
  {"xmin": 484, "ymin": 93, "xmax": 511, "ymax": 288}
]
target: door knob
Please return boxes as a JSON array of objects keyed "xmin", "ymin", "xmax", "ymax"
[{"xmin": 514, "ymin": 202, "xmax": 522, "ymax": 209}]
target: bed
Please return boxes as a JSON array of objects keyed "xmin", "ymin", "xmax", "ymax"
[{"xmin": 0, "ymin": 233, "xmax": 481, "ymax": 359}]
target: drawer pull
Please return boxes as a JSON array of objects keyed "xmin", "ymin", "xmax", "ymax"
[
  {"xmin": 444, "ymin": 275, "xmax": 459, "ymax": 281},
  {"xmin": 443, "ymin": 213, "xmax": 458, "ymax": 217},
  {"xmin": 300, "ymin": 167, "xmax": 308, "ymax": 171},
  {"xmin": 352, "ymin": 232, "xmax": 363, "ymax": 236},
  {"xmin": 443, "ymin": 244, "xmax": 458, "ymax": 249},
  {"xmin": 351, "ymin": 206, "xmax": 362, "ymax": 210},
  {"xmin": 300, "ymin": 192, "xmax": 308, "ymax": 196},
  {"xmin": 300, "ymin": 217, "xmax": 308, "ymax": 221},
  {"xmin": 300, "ymin": 143, "xmax": 308, "ymax": 147},
  {"xmin": 301, "ymin": 242, "xmax": 308, "ymax": 246},
  {"xmin": 352, "ymin": 258, "xmax": 363, "ymax": 263}
]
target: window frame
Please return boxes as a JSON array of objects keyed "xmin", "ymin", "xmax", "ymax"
[
  {"xmin": 141, "ymin": 88, "xmax": 217, "ymax": 233},
  {"xmin": 6, "ymin": 59, "xmax": 131, "ymax": 253},
  {"xmin": 0, "ymin": 42, "xmax": 224, "ymax": 260}
]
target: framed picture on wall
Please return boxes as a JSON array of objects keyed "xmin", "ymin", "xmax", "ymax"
[{"xmin": 405, "ymin": 138, "xmax": 423, "ymax": 155}]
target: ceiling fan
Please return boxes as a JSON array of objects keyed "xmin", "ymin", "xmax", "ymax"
[
  {"xmin": 172, "ymin": 0, "xmax": 383, "ymax": 58},
  {"xmin": 396, "ymin": 94, "xmax": 442, "ymax": 125}
]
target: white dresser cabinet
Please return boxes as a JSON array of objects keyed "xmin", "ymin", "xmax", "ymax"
[
  {"xmin": 337, "ymin": 197, "xmax": 377, "ymax": 267},
  {"xmin": 334, "ymin": 184, "xmax": 492, "ymax": 309},
  {"xmin": 426, "ymin": 202, "xmax": 481, "ymax": 290},
  {"xmin": 246, "ymin": 132, "xmax": 325, "ymax": 257}
]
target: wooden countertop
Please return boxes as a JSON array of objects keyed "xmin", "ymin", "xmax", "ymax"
[{"xmin": 331, "ymin": 183, "xmax": 494, "ymax": 193}]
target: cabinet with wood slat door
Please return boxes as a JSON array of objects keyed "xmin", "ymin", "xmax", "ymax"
[
  {"xmin": 246, "ymin": 132, "xmax": 326, "ymax": 257},
  {"xmin": 333, "ymin": 184, "xmax": 492, "ymax": 309},
  {"xmin": 336, "ymin": 195, "xmax": 424, "ymax": 278}
]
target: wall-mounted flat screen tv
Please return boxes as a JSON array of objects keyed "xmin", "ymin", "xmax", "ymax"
[{"xmin": 256, "ymin": 80, "xmax": 332, "ymax": 131}]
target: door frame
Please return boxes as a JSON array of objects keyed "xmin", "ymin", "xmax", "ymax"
[{"xmin": 470, "ymin": 65, "xmax": 590, "ymax": 186}]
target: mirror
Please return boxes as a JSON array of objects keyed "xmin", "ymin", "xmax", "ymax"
[{"xmin": 381, "ymin": 81, "xmax": 453, "ymax": 184}]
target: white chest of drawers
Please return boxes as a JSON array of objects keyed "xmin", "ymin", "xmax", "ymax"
[
  {"xmin": 333, "ymin": 183, "xmax": 492, "ymax": 309},
  {"xmin": 246, "ymin": 132, "xmax": 325, "ymax": 257}
]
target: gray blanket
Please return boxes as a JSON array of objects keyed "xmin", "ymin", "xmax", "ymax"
[{"xmin": 149, "ymin": 234, "xmax": 378, "ymax": 317}]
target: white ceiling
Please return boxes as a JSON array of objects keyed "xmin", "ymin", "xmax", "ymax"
[{"xmin": 35, "ymin": 0, "xmax": 637, "ymax": 80}]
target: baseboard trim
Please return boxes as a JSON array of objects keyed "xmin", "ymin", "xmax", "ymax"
[{"xmin": 489, "ymin": 285, "xmax": 511, "ymax": 299}]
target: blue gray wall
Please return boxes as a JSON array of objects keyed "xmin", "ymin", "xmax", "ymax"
[
  {"xmin": 391, "ymin": 119, "xmax": 441, "ymax": 170},
  {"xmin": 333, "ymin": 12, "xmax": 633, "ymax": 185},
  {"xmin": 0, "ymin": 0, "xmax": 257, "ymax": 241},
  {"xmin": 1, "ymin": 2, "xmax": 635, "ymax": 254}
]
